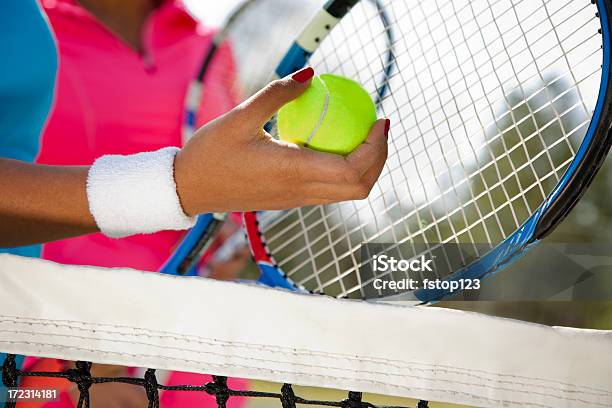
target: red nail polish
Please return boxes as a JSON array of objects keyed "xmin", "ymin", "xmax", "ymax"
[
  {"xmin": 292, "ymin": 67, "xmax": 314, "ymax": 83},
  {"xmin": 384, "ymin": 119, "xmax": 391, "ymax": 137}
]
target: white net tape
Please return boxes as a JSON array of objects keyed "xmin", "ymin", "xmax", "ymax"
[{"xmin": 0, "ymin": 255, "xmax": 611, "ymax": 407}]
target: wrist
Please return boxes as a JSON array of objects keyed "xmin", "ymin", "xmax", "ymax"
[{"xmin": 173, "ymin": 149, "xmax": 198, "ymax": 217}]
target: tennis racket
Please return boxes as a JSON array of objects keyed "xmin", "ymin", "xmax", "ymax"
[
  {"xmin": 161, "ymin": 0, "xmax": 320, "ymax": 275},
  {"xmin": 163, "ymin": 0, "xmax": 393, "ymax": 275},
  {"xmin": 241, "ymin": 0, "xmax": 612, "ymax": 302}
]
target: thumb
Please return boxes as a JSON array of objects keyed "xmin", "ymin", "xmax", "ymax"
[{"xmin": 242, "ymin": 67, "xmax": 315, "ymax": 125}]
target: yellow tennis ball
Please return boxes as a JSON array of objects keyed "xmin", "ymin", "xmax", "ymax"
[{"xmin": 278, "ymin": 74, "xmax": 376, "ymax": 155}]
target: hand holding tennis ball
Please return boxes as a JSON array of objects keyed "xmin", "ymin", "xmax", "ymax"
[
  {"xmin": 278, "ymin": 74, "xmax": 377, "ymax": 155},
  {"xmin": 174, "ymin": 67, "xmax": 389, "ymax": 216}
]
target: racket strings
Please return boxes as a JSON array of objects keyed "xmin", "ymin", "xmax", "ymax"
[
  {"xmin": 480, "ymin": 0, "xmax": 591, "ymax": 203},
  {"xmin": 382, "ymin": 0, "xmax": 592, "ymax": 174},
  {"xmin": 263, "ymin": 0, "xmax": 602, "ymax": 298}
]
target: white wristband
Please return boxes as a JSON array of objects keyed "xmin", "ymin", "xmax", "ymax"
[{"xmin": 87, "ymin": 147, "xmax": 196, "ymax": 238}]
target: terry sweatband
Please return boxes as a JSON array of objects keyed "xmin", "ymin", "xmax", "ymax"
[{"xmin": 86, "ymin": 147, "xmax": 196, "ymax": 238}]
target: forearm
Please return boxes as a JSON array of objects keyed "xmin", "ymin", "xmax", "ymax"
[{"xmin": 0, "ymin": 159, "xmax": 97, "ymax": 247}]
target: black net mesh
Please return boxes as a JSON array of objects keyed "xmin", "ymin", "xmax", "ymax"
[{"xmin": 2, "ymin": 354, "xmax": 429, "ymax": 408}]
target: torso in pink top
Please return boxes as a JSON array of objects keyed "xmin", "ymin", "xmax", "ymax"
[{"xmin": 37, "ymin": 0, "xmax": 239, "ymax": 271}]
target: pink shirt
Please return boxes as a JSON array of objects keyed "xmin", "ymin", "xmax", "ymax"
[{"xmin": 37, "ymin": 0, "xmax": 239, "ymax": 271}]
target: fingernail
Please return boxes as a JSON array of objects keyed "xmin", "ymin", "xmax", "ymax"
[
  {"xmin": 292, "ymin": 67, "xmax": 314, "ymax": 83},
  {"xmin": 384, "ymin": 119, "xmax": 391, "ymax": 138}
]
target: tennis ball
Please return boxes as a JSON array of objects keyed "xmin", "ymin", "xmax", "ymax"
[{"xmin": 278, "ymin": 74, "xmax": 376, "ymax": 155}]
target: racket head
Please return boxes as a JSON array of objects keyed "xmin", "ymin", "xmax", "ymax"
[{"xmin": 245, "ymin": 0, "xmax": 612, "ymax": 302}]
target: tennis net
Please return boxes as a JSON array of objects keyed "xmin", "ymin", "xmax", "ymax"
[
  {"xmin": 1, "ymin": 354, "xmax": 427, "ymax": 407},
  {"xmin": 0, "ymin": 254, "xmax": 611, "ymax": 408}
]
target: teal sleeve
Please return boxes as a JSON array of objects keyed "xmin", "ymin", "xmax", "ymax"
[
  {"xmin": 0, "ymin": 0, "xmax": 58, "ymax": 259},
  {"xmin": 0, "ymin": 0, "xmax": 58, "ymax": 386}
]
